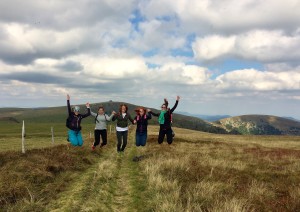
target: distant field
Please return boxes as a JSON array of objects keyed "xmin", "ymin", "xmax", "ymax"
[{"xmin": 1, "ymin": 125, "xmax": 300, "ymax": 211}]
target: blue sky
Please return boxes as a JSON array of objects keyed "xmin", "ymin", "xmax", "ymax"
[{"xmin": 0, "ymin": 0, "xmax": 300, "ymax": 118}]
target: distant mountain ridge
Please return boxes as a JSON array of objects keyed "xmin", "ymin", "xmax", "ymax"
[
  {"xmin": 177, "ymin": 111, "xmax": 231, "ymax": 122},
  {"xmin": 0, "ymin": 101, "xmax": 228, "ymax": 134},
  {"xmin": 1, "ymin": 104, "xmax": 300, "ymax": 135},
  {"xmin": 215, "ymin": 115, "xmax": 300, "ymax": 135}
]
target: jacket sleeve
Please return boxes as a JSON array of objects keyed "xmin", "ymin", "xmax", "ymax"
[
  {"xmin": 128, "ymin": 114, "xmax": 134, "ymax": 124},
  {"xmin": 147, "ymin": 112, "xmax": 152, "ymax": 120},
  {"xmin": 149, "ymin": 111, "xmax": 159, "ymax": 117},
  {"xmin": 90, "ymin": 111, "xmax": 97, "ymax": 117},
  {"xmin": 82, "ymin": 107, "xmax": 91, "ymax": 118},
  {"xmin": 67, "ymin": 100, "xmax": 72, "ymax": 115},
  {"xmin": 112, "ymin": 114, "xmax": 117, "ymax": 121},
  {"xmin": 107, "ymin": 114, "xmax": 114, "ymax": 121},
  {"xmin": 170, "ymin": 100, "xmax": 178, "ymax": 113}
]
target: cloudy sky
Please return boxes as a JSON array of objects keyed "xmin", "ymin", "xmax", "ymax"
[{"xmin": 1, "ymin": 0, "xmax": 300, "ymax": 118}]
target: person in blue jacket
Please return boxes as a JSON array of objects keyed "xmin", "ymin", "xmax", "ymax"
[{"xmin": 66, "ymin": 94, "xmax": 91, "ymax": 146}]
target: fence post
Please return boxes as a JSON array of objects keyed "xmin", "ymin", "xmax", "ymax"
[
  {"xmin": 89, "ymin": 131, "xmax": 92, "ymax": 139},
  {"xmin": 110, "ymin": 125, "xmax": 112, "ymax": 135},
  {"xmin": 22, "ymin": 120, "xmax": 25, "ymax": 154},
  {"xmin": 51, "ymin": 127, "xmax": 54, "ymax": 144}
]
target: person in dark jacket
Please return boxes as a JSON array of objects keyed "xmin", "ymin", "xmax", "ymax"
[
  {"xmin": 66, "ymin": 94, "xmax": 91, "ymax": 146},
  {"xmin": 149, "ymin": 96, "xmax": 180, "ymax": 144},
  {"xmin": 112, "ymin": 104, "xmax": 134, "ymax": 153},
  {"xmin": 133, "ymin": 107, "xmax": 152, "ymax": 147}
]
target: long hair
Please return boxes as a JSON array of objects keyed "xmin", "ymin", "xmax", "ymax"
[{"xmin": 119, "ymin": 104, "xmax": 128, "ymax": 113}]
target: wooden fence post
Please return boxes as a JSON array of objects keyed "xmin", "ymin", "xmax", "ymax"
[
  {"xmin": 51, "ymin": 127, "xmax": 54, "ymax": 144},
  {"xmin": 22, "ymin": 120, "xmax": 25, "ymax": 154}
]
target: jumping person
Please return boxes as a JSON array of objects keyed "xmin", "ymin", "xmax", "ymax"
[
  {"xmin": 90, "ymin": 106, "xmax": 116, "ymax": 150},
  {"xmin": 132, "ymin": 107, "xmax": 152, "ymax": 161},
  {"xmin": 149, "ymin": 96, "xmax": 180, "ymax": 144},
  {"xmin": 134, "ymin": 107, "xmax": 152, "ymax": 147},
  {"xmin": 66, "ymin": 94, "xmax": 91, "ymax": 146},
  {"xmin": 112, "ymin": 104, "xmax": 134, "ymax": 153}
]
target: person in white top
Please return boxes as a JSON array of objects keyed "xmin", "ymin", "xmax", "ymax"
[
  {"xmin": 90, "ymin": 106, "xmax": 116, "ymax": 150},
  {"xmin": 112, "ymin": 104, "xmax": 134, "ymax": 153}
]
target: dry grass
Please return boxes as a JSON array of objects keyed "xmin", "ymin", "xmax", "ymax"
[
  {"xmin": 1, "ymin": 125, "xmax": 300, "ymax": 211},
  {"xmin": 142, "ymin": 126, "xmax": 300, "ymax": 211}
]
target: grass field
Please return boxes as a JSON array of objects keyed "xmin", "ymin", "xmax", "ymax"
[{"xmin": 1, "ymin": 123, "xmax": 300, "ymax": 211}]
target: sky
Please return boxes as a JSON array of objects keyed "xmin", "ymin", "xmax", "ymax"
[{"xmin": 0, "ymin": 0, "xmax": 300, "ymax": 118}]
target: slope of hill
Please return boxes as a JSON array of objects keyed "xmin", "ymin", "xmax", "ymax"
[
  {"xmin": 215, "ymin": 115, "xmax": 300, "ymax": 135},
  {"xmin": 0, "ymin": 101, "xmax": 228, "ymax": 134}
]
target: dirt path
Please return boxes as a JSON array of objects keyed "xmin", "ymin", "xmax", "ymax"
[{"xmin": 46, "ymin": 131, "xmax": 150, "ymax": 212}]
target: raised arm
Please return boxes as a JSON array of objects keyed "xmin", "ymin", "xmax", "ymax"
[
  {"xmin": 90, "ymin": 110, "xmax": 97, "ymax": 117},
  {"xmin": 67, "ymin": 94, "xmax": 72, "ymax": 115},
  {"xmin": 82, "ymin": 102, "xmax": 91, "ymax": 118},
  {"xmin": 170, "ymin": 96, "xmax": 180, "ymax": 113}
]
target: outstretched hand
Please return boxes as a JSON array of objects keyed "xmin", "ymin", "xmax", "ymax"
[
  {"xmin": 112, "ymin": 111, "xmax": 116, "ymax": 115},
  {"xmin": 67, "ymin": 94, "xmax": 70, "ymax": 100},
  {"xmin": 176, "ymin": 96, "xmax": 180, "ymax": 101},
  {"xmin": 147, "ymin": 109, "xmax": 151, "ymax": 112}
]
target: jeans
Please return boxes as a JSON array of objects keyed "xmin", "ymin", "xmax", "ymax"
[{"xmin": 136, "ymin": 132, "xmax": 147, "ymax": 146}]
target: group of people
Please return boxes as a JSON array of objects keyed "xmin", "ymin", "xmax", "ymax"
[{"xmin": 66, "ymin": 94, "xmax": 180, "ymax": 153}]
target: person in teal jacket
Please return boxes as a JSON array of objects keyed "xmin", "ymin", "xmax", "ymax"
[{"xmin": 66, "ymin": 94, "xmax": 91, "ymax": 146}]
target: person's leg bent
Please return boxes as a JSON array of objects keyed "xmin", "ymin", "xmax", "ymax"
[
  {"xmin": 136, "ymin": 132, "xmax": 141, "ymax": 147},
  {"xmin": 94, "ymin": 130, "xmax": 101, "ymax": 147},
  {"xmin": 166, "ymin": 128, "xmax": 173, "ymax": 144},
  {"xmin": 158, "ymin": 127, "xmax": 165, "ymax": 144},
  {"xmin": 140, "ymin": 132, "xmax": 147, "ymax": 146},
  {"xmin": 100, "ymin": 130, "xmax": 107, "ymax": 146},
  {"xmin": 77, "ymin": 131, "xmax": 84, "ymax": 146},
  {"xmin": 68, "ymin": 130, "xmax": 79, "ymax": 146}
]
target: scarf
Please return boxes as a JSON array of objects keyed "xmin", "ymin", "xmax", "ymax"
[{"xmin": 158, "ymin": 111, "xmax": 166, "ymax": 124}]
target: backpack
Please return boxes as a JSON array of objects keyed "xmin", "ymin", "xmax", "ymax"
[{"xmin": 95, "ymin": 114, "xmax": 108, "ymax": 123}]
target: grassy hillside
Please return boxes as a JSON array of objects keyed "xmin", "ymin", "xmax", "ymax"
[
  {"xmin": 215, "ymin": 115, "xmax": 300, "ymax": 135},
  {"xmin": 1, "ymin": 126, "xmax": 300, "ymax": 211},
  {"xmin": 0, "ymin": 101, "xmax": 228, "ymax": 134}
]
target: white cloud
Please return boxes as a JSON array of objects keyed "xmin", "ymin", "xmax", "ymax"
[
  {"xmin": 192, "ymin": 35, "xmax": 235, "ymax": 60},
  {"xmin": 216, "ymin": 69, "xmax": 300, "ymax": 91},
  {"xmin": 193, "ymin": 30, "xmax": 300, "ymax": 63}
]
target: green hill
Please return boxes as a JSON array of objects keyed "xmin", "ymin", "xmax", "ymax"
[
  {"xmin": 0, "ymin": 101, "xmax": 228, "ymax": 134},
  {"xmin": 215, "ymin": 115, "xmax": 300, "ymax": 135}
]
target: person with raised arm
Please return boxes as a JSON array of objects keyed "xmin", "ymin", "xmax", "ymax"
[
  {"xmin": 149, "ymin": 96, "xmax": 180, "ymax": 144},
  {"xmin": 90, "ymin": 106, "xmax": 116, "ymax": 150},
  {"xmin": 66, "ymin": 94, "xmax": 91, "ymax": 146}
]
